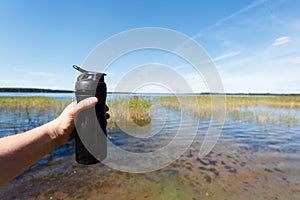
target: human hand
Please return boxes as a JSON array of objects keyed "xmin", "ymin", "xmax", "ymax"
[
  {"xmin": 0, "ymin": 97, "xmax": 110, "ymax": 187},
  {"xmin": 50, "ymin": 97, "xmax": 110, "ymax": 146}
]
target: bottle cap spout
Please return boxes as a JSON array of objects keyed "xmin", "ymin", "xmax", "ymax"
[
  {"xmin": 73, "ymin": 65, "xmax": 106, "ymax": 77},
  {"xmin": 73, "ymin": 65, "xmax": 89, "ymax": 73}
]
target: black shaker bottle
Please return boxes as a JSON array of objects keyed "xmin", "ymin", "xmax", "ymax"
[{"xmin": 73, "ymin": 65, "xmax": 107, "ymax": 165}]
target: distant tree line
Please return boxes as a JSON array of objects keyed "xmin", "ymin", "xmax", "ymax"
[
  {"xmin": 0, "ymin": 88, "xmax": 73, "ymax": 93},
  {"xmin": 0, "ymin": 88, "xmax": 299, "ymax": 96}
]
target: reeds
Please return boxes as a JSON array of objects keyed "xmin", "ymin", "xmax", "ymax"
[
  {"xmin": 1, "ymin": 95, "xmax": 299, "ymax": 131},
  {"xmin": 0, "ymin": 96, "xmax": 70, "ymax": 115},
  {"xmin": 0, "ymin": 97, "xmax": 71, "ymax": 133},
  {"xmin": 107, "ymin": 96, "xmax": 152, "ymax": 127},
  {"xmin": 154, "ymin": 95, "xmax": 300, "ymax": 126},
  {"xmin": 226, "ymin": 95, "xmax": 300, "ymax": 108}
]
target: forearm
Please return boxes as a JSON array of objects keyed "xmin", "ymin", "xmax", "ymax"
[
  {"xmin": 0, "ymin": 98, "xmax": 99, "ymax": 188},
  {"xmin": 0, "ymin": 121, "xmax": 59, "ymax": 187}
]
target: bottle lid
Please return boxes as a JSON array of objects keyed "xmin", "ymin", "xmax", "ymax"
[{"xmin": 73, "ymin": 65, "xmax": 106, "ymax": 92}]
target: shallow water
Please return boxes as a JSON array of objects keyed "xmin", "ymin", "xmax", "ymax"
[{"xmin": 0, "ymin": 97, "xmax": 300, "ymax": 199}]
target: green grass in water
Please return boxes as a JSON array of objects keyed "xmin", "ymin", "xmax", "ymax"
[
  {"xmin": 154, "ymin": 95, "xmax": 300, "ymax": 126},
  {"xmin": 107, "ymin": 96, "xmax": 152, "ymax": 126},
  {"xmin": 1, "ymin": 95, "xmax": 299, "ymax": 127},
  {"xmin": 0, "ymin": 96, "xmax": 71, "ymax": 115}
]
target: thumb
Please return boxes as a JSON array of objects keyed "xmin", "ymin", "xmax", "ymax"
[{"xmin": 73, "ymin": 97, "xmax": 98, "ymax": 116}]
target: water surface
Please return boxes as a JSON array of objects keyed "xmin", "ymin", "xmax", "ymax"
[{"xmin": 0, "ymin": 94, "xmax": 299, "ymax": 199}]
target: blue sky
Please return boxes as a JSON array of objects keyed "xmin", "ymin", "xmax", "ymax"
[{"xmin": 0, "ymin": 0, "xmax": 299, "ymax": 93}]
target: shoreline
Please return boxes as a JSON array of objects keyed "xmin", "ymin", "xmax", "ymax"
[
  {"xmin": 1, "ymin": 87, "xmax": 300, "ymax": 96},
  {"xmin": 0, "ymin": 88, "xmax": 73, "ymax": 93}
]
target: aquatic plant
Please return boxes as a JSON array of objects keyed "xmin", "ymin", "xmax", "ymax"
[
  {"xmin": 154, "ymin": 95, "xmax": 300, "ymax": 126},
  {"xmin": 0, "ymin": 97, "xmax": 71, "ymax": 133},
  {"xmin": 1, "ymin": 95, "xmax": 299, "ymax": 130},
  {"xmin": 0, "ymin": 96, "xmax": 70, "ymax": 114},
  {"xmin": 107, "ymin": 95, "xmax": 152, "ymax": 126}
]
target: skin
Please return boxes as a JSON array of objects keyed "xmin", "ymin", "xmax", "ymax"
[{"xmin": 0, "ymin": 97, "xmax": 109, "ymax": 188}]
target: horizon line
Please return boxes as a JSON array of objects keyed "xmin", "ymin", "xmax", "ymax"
[{"xmin": 0, "ymin": 87, "xmax": 300, "ymax": 96}]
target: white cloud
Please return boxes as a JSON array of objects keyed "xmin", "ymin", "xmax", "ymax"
[
  {"xmin": 221, "ymin": 70, "xmax": 300, "ymax": 93},
  {"xmin": 289, "ymin": 56, "xmax": 300, "ymax": 64},
  {"xmin": 271, "ymin": 36, "xmax": 291, "ymax": 47},
  {"xmin": 193, "ymin": 0, "xmax": 268, "ymax": 38},
  {"xmin": 191, "ymin": 1, "xmax": 300, "ymax": 93},
  {"xmin": 213, "ymin": 51, "xmax": 240, "ymax": 62}
]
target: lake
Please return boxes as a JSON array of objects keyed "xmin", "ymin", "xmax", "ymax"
[
  {"xmin": 0, "ymin": 93, "xmax": 300, "ymax": 199},
  {"xmin": 0, "ymin": 92, "xmax": 74, "ymax": 99}
]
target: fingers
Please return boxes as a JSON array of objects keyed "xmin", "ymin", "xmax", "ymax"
[
  {"xmin": 73, "ymin": 97, "xmax": 98, "ymax": 116},
  {"xmin": 105, "ymin": 105, "xmax": 110, "ymax": 119},
  {"xmin": 73, "ymin": 97, "xmax": 110, "ymax": 119}
]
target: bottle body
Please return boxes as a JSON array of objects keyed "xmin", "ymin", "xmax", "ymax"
[{"xmin": 74, "ymin": 72, "xmax": 107, "ymax": 165}]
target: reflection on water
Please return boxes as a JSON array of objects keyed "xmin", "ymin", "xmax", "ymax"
[
  {"xmin": 0, "ymin": 109, "xmax": 57, "ymax": 135},
  {"xmin": 0, "ymin": 97, "xmax": 300, "ymax": 199}
]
